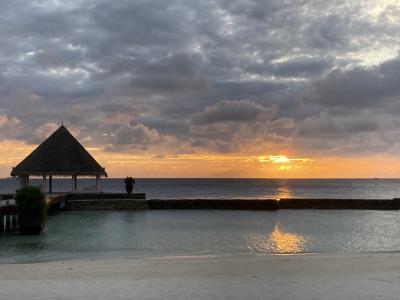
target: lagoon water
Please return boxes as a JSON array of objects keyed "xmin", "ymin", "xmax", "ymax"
[
  {"xmin": 2, "ymin": 210, "xmax": 400, "ymax": 263},
  {"xmin": 2, "ymin": 178, "xmax": 400, "ymax": 263}
]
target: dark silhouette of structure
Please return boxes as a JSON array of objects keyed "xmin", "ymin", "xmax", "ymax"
[{"xmin": 11, "ymin": 125, "xmax": 107, "ymax": 193}]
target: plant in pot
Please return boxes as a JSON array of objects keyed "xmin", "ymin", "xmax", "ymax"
[
  {"xmin": 124, "ymin": 177, "xmax": 136, "ymax": 194},
  {"xmin": 16, "ymin": 186, "xmax": 47, "ymax": 235}
]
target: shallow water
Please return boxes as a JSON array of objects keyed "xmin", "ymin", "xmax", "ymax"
[{"xmin": 1, "ymin": 210, "xmax": 400, "ymax": 263}]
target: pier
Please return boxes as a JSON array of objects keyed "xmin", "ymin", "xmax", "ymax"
[
  {"xmin": 0, "ymin": 195, "xmax": 18, "ymax": 232},
  {"xmin": 51, "ymin": 193, "xmax": 147, "ymax": 211}
]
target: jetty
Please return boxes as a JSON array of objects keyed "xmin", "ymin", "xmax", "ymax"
[
  {"xmin": 0, "ymin": 195, "xmax": 18, "ymax": 232},
  {"xmin": 51, "ymin": 193, "xmax": 147, "ymax": 211}
]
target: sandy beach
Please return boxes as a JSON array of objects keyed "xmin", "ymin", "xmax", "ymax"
[{"xmin": 1, "ymin": 253, "xmax": 400, "ymax": 299}]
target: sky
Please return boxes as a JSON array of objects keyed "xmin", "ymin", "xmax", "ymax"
[{"xmin": 1, "ymin": 0, "xmax": 400, "ymax": 178}]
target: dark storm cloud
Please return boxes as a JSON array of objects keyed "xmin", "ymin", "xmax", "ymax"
[
  {"xmin": 303, "ymin": 56, "xmax": 400, "ymax": 108},
  {"xmin": 192, "ymin": 100, "xmax": 277, "ymax": 124},
  {"xmin": 0, "ymin": 0, "xmax": 399, "ymax": 155},
  {"xmin": 272, "ymin": 57, "xmax": 332, "ymax": 78},
  {"xmin": 296, "ymin": 55, "xmax": 400, "ymax": 155}
]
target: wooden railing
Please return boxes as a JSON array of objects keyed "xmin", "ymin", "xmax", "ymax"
[{"xmin": 0, "ymin": 197, "xmax": 18, "ymax": 232}]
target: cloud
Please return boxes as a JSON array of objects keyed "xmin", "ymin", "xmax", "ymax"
[
  {"xmin": 0, "ymin": 0, "xmax": 399, "ymax": 159},
  {"xmin": 104, "ymin": 123, "xmax": 176, "ymax": 152},
  {"xmin": 302, "ymin": 55, "xmax": 400, "ymax": 108},
  {"xmin": 272, "ymin": 57, "xmax": 332, "ymax": 78},
  {"xmin": 193, "ymin": 100, "xmax": 277, "ymax": 124},
  {"xmin": 113, "ymin": 123, "xmax": 162, "ymax": 147}
]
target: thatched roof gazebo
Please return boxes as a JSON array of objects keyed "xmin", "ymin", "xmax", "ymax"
[{"xmin": 11, "ymin": 125, "xmax": 107, "ymax": 193}]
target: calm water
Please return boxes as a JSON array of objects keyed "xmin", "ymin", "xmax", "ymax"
[
  {"xmin": 1, "ymin": 210, "xmax": 400, "ymax": 263},
  {"xmin": 2, "ymin": 178, "xmax": 400, "ymax": 263},
  {"xmin": 1, "ymin": 178, "xmax": 400, "ymax": 199}
]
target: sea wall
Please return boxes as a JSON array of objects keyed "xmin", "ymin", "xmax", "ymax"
[
  {"xmin": 63, "ymin": 193, "xmax": 146, "ymax": 200},
  {"xmin": 147, "ymin": 199, "xmax": 279, "ymax": 210},
  {"xmin": 278, "ymin": 198, "xmax": 400, "ymax": 209},
  {"xmin": 147, "ymin": 198, "xmax": 400, "ymax": 210},
  {"xmin": 52, "ymin": 193, "xmax": 147, "ymax": 211},
  {"xmin": 50, "ymin": 194, "xmax": 400, "ymax": 211},
  {"xmin": 65, "ymin": 199, "xmax": 148, "ymax": 211}
]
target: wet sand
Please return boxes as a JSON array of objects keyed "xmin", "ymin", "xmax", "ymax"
[{"xmin": 1, "ymin": 253, "xmax": 400, "ymax": 299}]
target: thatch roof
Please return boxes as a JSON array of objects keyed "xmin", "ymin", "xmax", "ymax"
[{"xmin": 11, "ymin": 125, "xmax": 107, "ymax": 177}]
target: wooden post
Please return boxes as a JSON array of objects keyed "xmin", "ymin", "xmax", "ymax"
[
  {"xmin": 96, "ymin": 175, "xmax": 101, "ymax": 193},
  {"xmin": 71, "ymin": 175, "xmax": 77, "ymax": 192},
  {"xmin": 42, "ymin": 175, "xmax": 47, "ymax": 192},
  {"xmin": 49, "ymin": 175, "xmax": 53, "ymax": 193},
  {"xmin": 20, "ymin": 176, "xmax": 28, "ymax": 188}
]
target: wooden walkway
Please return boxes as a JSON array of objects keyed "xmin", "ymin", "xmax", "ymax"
[{"xmin": 0, "ymin": 196, "xmax": 18, "ymax": 232}]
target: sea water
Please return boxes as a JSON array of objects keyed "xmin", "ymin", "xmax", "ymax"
[
  {"xmin": 1, "ymin": 210, "xmax": 400, "ymax": 263},
  {"xmin": 1, "ymin": 178, "xmax": 400, "ymax": 199},
  {"xmin": 2, "ymin": 178, "xmax": 400, "ymax": 263}
]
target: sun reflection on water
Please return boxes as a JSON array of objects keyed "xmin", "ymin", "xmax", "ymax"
[
  {"xmin": 247, "ymin": 224, "xmax": 308, "ymax": 254},
  {"xmin": 276, "ymin": 185, "xmax": 292, "ymax": 200}
]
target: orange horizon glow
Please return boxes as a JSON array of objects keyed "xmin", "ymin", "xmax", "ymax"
[{"xmin": 1, "ymin": 139, "xmax": 400, "ymax": 178}]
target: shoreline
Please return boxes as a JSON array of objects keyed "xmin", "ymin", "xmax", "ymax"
[{"xmin": 1, "ymin": 252, "xmax": 400, "ymax": 299}]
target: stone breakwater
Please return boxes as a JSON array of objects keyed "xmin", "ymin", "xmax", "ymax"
[
  {"xmin": 147, "ymin": 198, "xmax": 400, "ymax": 210},
  {"xmin": 49, "ymin": 194, "xmax": 400, "ymax": 211},
  {"xmin": 51, "ymin": 193, "xmax": 147, "ymax": 211}
]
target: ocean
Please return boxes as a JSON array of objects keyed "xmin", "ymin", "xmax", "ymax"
[
  {"xmin": 1, "ymin": 178, "xmax": 400, "ymax": 199},
  {"xmin": 1, "ymin": 210, "xmax": 400, "ymax": 263},
  {"xmin": 2, "ymin": 178, "xmax": 400, "ymax": 263}
]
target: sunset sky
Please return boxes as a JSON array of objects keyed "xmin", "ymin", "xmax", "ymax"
[{"xmin": 1, "ymin": 0, "xmax": 400, "ymax": 178}]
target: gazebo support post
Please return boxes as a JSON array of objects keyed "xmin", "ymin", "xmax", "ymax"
[
  {"xmin": 71, "ymin": 175, "xmax": 77, "ymax": 192},
  {"xmin": 19, "ymin": 175, "xmax": 29, "ymax": 189},
  {"xmin": 49, "ymin": 175, "xmax": 53, "ymax": 194},
  {"xmin": 42, "ymin": 175, "xmax": 47, "ymax": 192},
  {"xmin": 19, "ymin": 176, "xmax": 24, "ymax": 189},
  {"xmin": 96, "ymin": 175, "xmax": 101, "ymax": 193}
]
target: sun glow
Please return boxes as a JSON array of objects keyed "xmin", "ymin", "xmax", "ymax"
[{"xmin": 258, "ymin": 155, "xmax": 309, "ymax": 164}]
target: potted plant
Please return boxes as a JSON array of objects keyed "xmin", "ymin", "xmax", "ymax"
[
  {"xmin": 15, "ymin": 186, "xmax": 47, "ymax": 235},
  {"xmin": 124, "ymin": 177, "xmax": 135, "ymax": 194}
]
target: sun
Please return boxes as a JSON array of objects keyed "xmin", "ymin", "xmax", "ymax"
[
  {"xmin": 269, "ymin": 155, "xmax": 291, "ymax": 164},
  {"xmin": 257, "ymin": 155, "xmax": 310, "ymax": 172},
  {"xmin": 258, "ymin": 155, "xmax": 294, "ymax": 164}
]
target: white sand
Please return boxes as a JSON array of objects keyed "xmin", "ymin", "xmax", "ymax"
[{"xmin": 1, "ymin": 253, "xmax": 400, "ymax": 299}]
